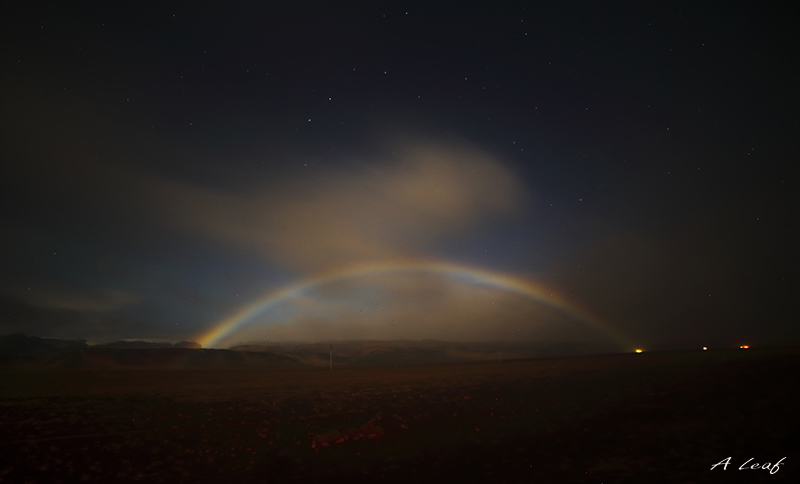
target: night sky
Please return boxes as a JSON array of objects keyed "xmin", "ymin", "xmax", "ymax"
[{"xmin": 2, "ymin": 1, "xmax": 796, "ymax": 350}]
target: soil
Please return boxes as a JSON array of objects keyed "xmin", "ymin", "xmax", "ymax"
[{"xmin": 1, "ymin": 347, "xmax": 797, "ymax": 483}]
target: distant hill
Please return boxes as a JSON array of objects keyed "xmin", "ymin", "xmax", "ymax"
[
  {"xmin": 229, "ymin": 344, "xmax": 286, "ymax": 353},
  {"xmin": 228, "ymin": 339, "xmax": 614, "ymax": 366},
  {"xmin": 45, "ymin": 348, "xmax": 305, "ymax": 369},
  {"xmin": 2, "ymin": 334, "xmax": 618, "ymax": 369},
  {"xmin": 92, "ymin": 340, "xmax": 201, "ymax": 349},
  {"xmin": 0, "ymin": 334, "xmax": 202, "ymax": 357},
  {"xmin": 232, "ymin": 341, "xmax": 453, "ymax": 366},
  {"xmin": 0, "ymin": 333, "xmax": 87, "ymax": 357}
]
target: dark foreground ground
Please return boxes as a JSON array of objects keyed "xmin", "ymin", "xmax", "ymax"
[{"xmin": 1, "ymin": 348, "xmax": 797, "ymax": 483}]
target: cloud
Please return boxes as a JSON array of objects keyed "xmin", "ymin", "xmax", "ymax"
[
  {"xmin": 0, "ymin": 287, "xmax": 146, "ymax": 340},
  {"xmin": 8, "ymin": 286, "xmax": 138, "ymax": 314},
  {"xmin": 145, "ymin": 139, "xmax": 528, "ymax": 274},
  {"xmin": 2, "ymin": 119, "xmax": 547, "ymax": 343}
]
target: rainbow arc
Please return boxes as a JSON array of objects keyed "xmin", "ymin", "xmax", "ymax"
[{"xmin": 196, "ymin": 260, "xmax": 628, "ymax": 348}]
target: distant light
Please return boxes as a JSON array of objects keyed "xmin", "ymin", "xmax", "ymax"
[
  {"xmin": 740, "ymin": 345, "xmax": 749, "ymax": 349},
  {"xmin": 635, "ymin": 349, "xmax": 643, "ymax": 353},
  {"xmin": 702, "ymin": 346, "xmax": 708, "ymax": 351}
]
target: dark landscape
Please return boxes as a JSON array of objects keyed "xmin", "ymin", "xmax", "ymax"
[{"xmin": 1, "ymin": 339, "xmax": 797, "ymax": 483}]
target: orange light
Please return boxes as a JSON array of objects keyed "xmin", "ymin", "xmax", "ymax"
[
  {"xmin": 740, "ymin": 345, "xmax": 749, "ymax": 349},
  {"xmin": 635, "ymin": 349, "xmax": 643, "ymax": 353},
  {"xmin": 702, "ymin": 347, "xmax": 707, "ymax": 351}
]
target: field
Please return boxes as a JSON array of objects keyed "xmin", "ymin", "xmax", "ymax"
[{"xmin": 1, "ymin": 347, "xmax": 797, "ymax": 483}]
